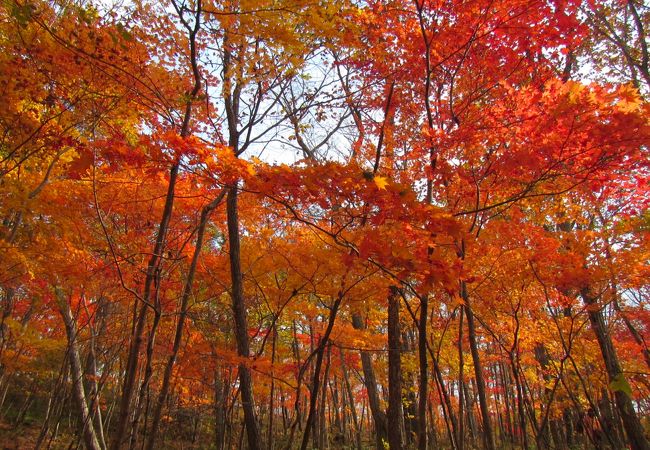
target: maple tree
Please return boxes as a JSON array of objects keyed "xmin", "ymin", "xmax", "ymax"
[{"xmin": 1, "ymin": 0, "xmax": 649, "ymax": 449}]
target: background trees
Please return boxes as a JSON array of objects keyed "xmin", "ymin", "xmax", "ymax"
[{"xmin": 1, "ymin": 0, "xmax": 649, "ymax": 449}]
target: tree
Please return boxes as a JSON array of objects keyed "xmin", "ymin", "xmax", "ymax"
[{"xmin": 1, "ymin": 1, "xmax": 648, "ymax": 449}]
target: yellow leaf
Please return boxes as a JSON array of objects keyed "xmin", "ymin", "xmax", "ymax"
[
  {"xmin": 616, "ymin": 85, "xmax": 642, "ymax": 113},
  {"xmin": 374, "ymin": 175, "xmax": 388, "ymax": 190},
  {"xmin": 566, "ymin": 81, "xmax": 585, "ymax": 103}
]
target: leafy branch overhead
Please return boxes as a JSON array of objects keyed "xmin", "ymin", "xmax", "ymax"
[{"xmin": 0, "ymin": 1, "xmax": 649, "ymax": 450}]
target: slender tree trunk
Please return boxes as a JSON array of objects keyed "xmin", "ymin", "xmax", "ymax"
[
  {"xmin": 111, "ymin": 162, "xmax": 179, "ymax": 450},
  {"xmin": 510, "ymin": 358, "xmax": 529, "ymax": 449},
  {"xmin": 130, "ymin": 307, "xmax": 160, "ymax": 450},
  {"xmin": 457, "ymin": 308, "xmax": 465, "ymax": 450},
  {"xmin": 500, "ymin": 361, "xmax": 514, "ymax": 443},
  {"xmin": 417, "ymin": 295, "xmax": 428, "ymax": 450},
  {"xmin": 110, "ymin": 2, "xmax": 202, "ymax": 445},
  {"xmin": 331, "ymin": 374, "xmax": 342, "ymax": 441},
  {"xmin": 299, "ymin": 294, "xmax": 343, "ymax": 450},
  {"xmin": 463, "ymin": 290, "xmax": 496, "ymax": 450},
  {"xmin": 227, "ymin": 185, "xmax": 263, "ymax": 450},
  {"xmin": 316, "ymin": 343, "xmax": 332, "ymax": 449},
  {"xmin": 431, "ymin": 358, "xmax": 457, "ymax": 449},
  {"xmin": 268, "ymin": 323, "xmax": 277, "ymax": 450},
  {"xmin": 340, "ymin": 351, "xmax": 362, "ymax": 450},
  {"xmin": 35, "ymin": 357, "xmax": 69, "ymax": 450},
  {"xmin": 490, "ymin": 361, "xmax": 506, "ymax": 448},
  {"xmin": 351, "ymin": 312, "xmax": 388, "ymax": 449},
  {"xmin": 214, "ymin": 367, "xmax": 228, "ymax": 450},
  {"xmin": 85, "ymin": 334, "xmax": 106, "ymax": 450},
  {"xmin": 463, "ymin": 380, "xmax": 478, "ymax": 447},
  {"xmin": 387, "ymin": 286, "xmax": 403, "ymax": 450},
  {"xmin": 430, "ymin": 346, "xmax": 458, "ymax": 449},
  {"xmin": 581, "ymin": 287, "xmax": 650, "ymax": 450},
  {"xmin": 146, "ymin": 190, "xmax": 225, "ymax": 450},
  {"xmin": 427, "ymin": 400, "xmax": 438, "ymax": 448},
  {"xmin": 56, "ymin": 290, "xmax": 102, "ymax": 450},
  {"xmin": 84, "ymin": 300, "xmax": 107, "ymax": 450},
  {"xmin": 564, "ymin": 408, "xmax": 575, "ymax": 447}
]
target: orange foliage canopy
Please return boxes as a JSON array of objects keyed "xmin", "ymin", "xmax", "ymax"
[{"xmin": 0, "ymin": 0, "xmax": 648, "ymax": 449}]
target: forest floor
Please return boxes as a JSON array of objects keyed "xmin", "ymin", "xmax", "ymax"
[
  {"xmin": 0, "ymin": 420, "xmax": 46, "ymax": 449},
  {"xmin": 0, "ymin": 419, "xmax": 602, "ymax": 450},
  {"xmin": 0, "ymin": 419, "xmax": 210, "ymax": 450}
]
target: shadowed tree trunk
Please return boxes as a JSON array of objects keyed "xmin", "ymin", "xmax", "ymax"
[
  {"xmin": 581, "ymin": 287, "xmax": 650, "ymax": 450},
  {"xmin": 417, "ymin": 295, "xmax": 428, "ymax": 450},
  {"xmin": 387, "ymin": 286, "xmax": 403, "ymax": 450},
  {"xmin": 228, "ymin": 185, "xmax": 263, "ymax": 450},
  {"xmin": 340, "ymin": 350, "xmax": 362, "ymax": 450},
  {"xmin": 352, "ymin": 312, "xmax": 388, "ymax": 449},
  {"xmin": 300, "ymin": 293, "xmax": 343, "ymax": 450},
  {"xmin": 110, "ymin": 1, "xmax": 203, "ymax": 445},
  {"xmin": 56, "ymin": 289, "xmax": 102, "ymax": 450},
  {"xmin": 145, "ymin": 189, "xmax": 226, "ymax": 450},
  {"xmin": 459, "ymin": 236, "xmax": 496, "ymax": 450}
]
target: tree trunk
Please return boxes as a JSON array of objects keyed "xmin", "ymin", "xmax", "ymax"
[
  {"xmin": 227, "ymin": 185, "xmax": 263, "ymax": 450},
  {"xmin": 581, "ymin": 287, "xmax": 650, "ymax": 450},
  {"xmin": 268, "ymin": 323, "xmax": 277, "ymax": 450},
  {"xmin": 387, "ymin": 286, "xmax": 403, "ymax": 450},
  {"xmin": 146, "ymin": 190, "xmax": 225, "ymax": 450},
  {"xmin": 417, "ymin": 295, "xmax": 428, "ymax": 450},
  {"xmin": 316, "ymin": 343, "xmax": 332, "ymax": 449},
  {"xmin": 56, "ymin": 290, "xmax": 102, "ymax": 450},
  {"xmin": 457, "ymin": 308, "xmax": 465, "ymax": 450},
  {"xmin": 351, "ymin": 312, "xmax": 388, "ymax": 449},
  {"xmin": 463, "ymin": 287, "xmax": 496, "ymax": 450},
  {"xmin": 83, "ymin": 302, "xmax": 107, "ymax": 450},
  {"xmin": 111, "ymin": 162, "xmax": 179, "ymax": 450},
  {"xmin": 510, "ymin": 358, "xmax": 529, "ymax": 449},
  {"xmin": 110, "ymin": 3, "xmax": 202, "ymax": 445},
  {"xmin": 299, "ymin": 294, "xmax": 343, "ymax": 450},
  {"xmin": 214, "ymin": 367, "xmax": 228, "ymax": 450},
  {"xmin": 130, "ymin": 306, "xmax": 161, "ymax": 450},
  {"xmin": 340, "ymin": 351, "xmax": 362, "ymax": 450},
  {"xmin": 431, "ymin": 353, "xmax": 458, "ymax": 449}
]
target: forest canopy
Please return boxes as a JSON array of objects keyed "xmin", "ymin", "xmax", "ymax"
[{"xmin": 0, "ymin": 0, "xmax": 649, "ymax": 449}]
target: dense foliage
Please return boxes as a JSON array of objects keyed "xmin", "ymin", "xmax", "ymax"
[{"xmin": 0, "ymin": 0, "xmax": 649, "ymax": 449}]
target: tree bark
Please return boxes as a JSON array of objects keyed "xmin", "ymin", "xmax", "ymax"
[
  {"xmin": 340, "ymin": 351, "xmax": 362, "ymax": 450},
  {"xmin": 111, "ymin": 164, "xmax": 178, "ymax": 450},
  {"xmin": 581, "ymin": 287, "xmax": 650, "ymax": 450},
  {"xmin": 227, "ymin": 185, "xmax": 263, "ymax": 450},
  {"xmin": 431, "ymin": 351, "xmax": 459, "ymax": 449},
  {"xmin": 146, "ymin": 190, "xmax": 225, "ymax": 450},
  {"xmin": 111, "ymin": 2, "xmax": 202, "ymax": 445},
  {"xmin": 56, "ymin": 290, "xmax": 102, "ymax": 450},
  {"xmin": 462, "ymin": 282, "xmax": 496, "ymax": 450},
  {"xmin": 351, "ymin": 312, "xmax": 388, "ymax": 449},
  {"xmin": 299, "ymin": 294, "xmax": 343, "ymax": 450},
  {"xmin": 387, "ymin": 286, "xmax": 403, "ymax": 450},
  {"xmin": 457, "ymin": 308, "xmax": 465, "ymax": 450},
  {"xmin": 214, "ymin": 367, "xmax": 228, "ymax": 450},
  {"xmin": 268, "ymin": 323, "xmax": 277, "ymax": 450},
  {"xmin": 417, "ymin": 295, "xmax": 428, "ymax": 450}
]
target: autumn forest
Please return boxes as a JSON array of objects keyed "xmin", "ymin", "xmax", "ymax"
[{"xmin": 1, "ymin": 0, "xmax": 649, "ymax": 449}]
